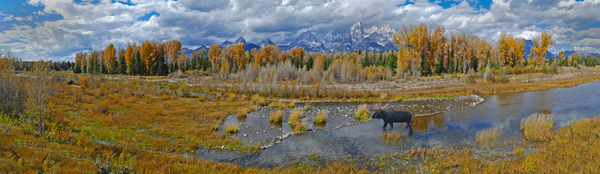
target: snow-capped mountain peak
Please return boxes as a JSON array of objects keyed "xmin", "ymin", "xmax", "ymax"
[
  {"xmin": 233, "ymin": 37, "xmax": 247, "ymax": 45},
  {"xmin": 259, "ymin": 38, "xmax": 274, "ymax": 48}
]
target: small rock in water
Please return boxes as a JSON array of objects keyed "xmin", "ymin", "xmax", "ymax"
[
  {"xmin": 250, "ymin": 141, "xmax": 253, "ymax": 144},
  {"xmin": 256, "ymin": 132, "xmax": 259, "ymax": 134},
  {"xmin": 263, "ymin": 130, "xmax": 266, "ymax": 133},
  {"xmin": 243, "ymin": 134, "xmax": 247, "ymax": 137}
]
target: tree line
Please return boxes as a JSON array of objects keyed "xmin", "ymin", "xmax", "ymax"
[{"xmin": 73, "ymin": 23, "xmax": 599, "ymax": 78}]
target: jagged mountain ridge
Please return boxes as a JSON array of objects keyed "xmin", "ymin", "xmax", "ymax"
[
  {"xmin": 183, "ymin": 22, "xmax": 598, "ymax": 58},
  {"xmin": 184, "ymin": 21, "xmax": 399, "ymax": 54}
]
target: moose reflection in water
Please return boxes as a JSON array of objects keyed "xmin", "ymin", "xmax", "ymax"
[{"xmin": 370, "ymin": 103, "xmax": 414, "ymax": 130}]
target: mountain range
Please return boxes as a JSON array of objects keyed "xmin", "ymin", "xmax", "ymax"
[
  {"xmin": 183, "ymin": 21, "xmax": 398, "ymax": 55},
  {"xmin": 183, "ymin": 21, "xmax": 598, "ymax": 59}
]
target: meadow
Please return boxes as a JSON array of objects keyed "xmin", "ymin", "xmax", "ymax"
[{"xmin": 2, "ymin": 56, "xmax": 600, "ymax": 173}]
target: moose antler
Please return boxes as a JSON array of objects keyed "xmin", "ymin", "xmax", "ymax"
[{"xmin": 381, "ymin": 103, "xmax": 390, "ymax": 110}]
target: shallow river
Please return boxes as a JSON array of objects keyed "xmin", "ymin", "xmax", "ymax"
[{"xmin": 197, "ymin": 80, "xmax": 600, "ymax": 168}]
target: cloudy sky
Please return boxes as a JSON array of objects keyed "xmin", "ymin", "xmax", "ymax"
[{"xmin": 1, "ymin": 0, "xmax": 599, "ymax": 61}]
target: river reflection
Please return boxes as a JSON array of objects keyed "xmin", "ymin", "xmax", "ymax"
[{"xmin": 200, "ymin": 80, "xmax": 600, "ymax": 168}]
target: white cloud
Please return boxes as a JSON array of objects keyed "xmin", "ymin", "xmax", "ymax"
[
  {"xmin": 3, "ymin": 15, "xmax": 15, "ymax": 21},
  {"xmin": 573, "ymin": 38, "xmax": 600, "ymax": 47},
  {"xmin": 574, "ymin": 46, "xmax": 600, "ymax": 53},
  {"xmin": 0, "ymin": 0, "xmax": 599, "ymax": 61}
]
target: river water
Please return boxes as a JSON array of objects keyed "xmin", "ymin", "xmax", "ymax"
[{"xmin": 197, "ymin": 80, "xmax": 600, "ymax": 168}]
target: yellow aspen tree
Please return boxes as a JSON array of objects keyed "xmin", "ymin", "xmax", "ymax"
[
  {"xmin": 125, "ymin": 47, "xmax": 133, "ymax": 67},
  {"xmin": 539, "ymin": 31, "xmax": 553, "ymax": 65},
  {"xmin": 498, "ymin": 31, "xmax": 510, "ymax": 66},
  {"xmin": 515, "ymin": 38, "xmax": 525, "ymax": 66},
  {"xmin": 232, "ymin": 43, "xmax": 247, "ymax": 69},
  {"xmin": 261, "ymin": 45, "xmax": 279, "ymax": 65},
  {"xmin": 167, "ymin": 40, "xmax": 182, "ymax": 64},
  {"xmin": 141, "ymin": 41, "xmax": 154, "ymax": 72},
  {"xmin": 251, "ymin": 48, "xmax": 261, "ymax": 68},
  {"xmin": 558, "ymin": 50, "xmax": 565, "ymax": 65},
  {"xmin": 298, "ymin": 47, "xmax": 305, "ymax": 61},
  {"xmin": 290, "ymin": 47, "xmax": 297, "ymax": 59},
  {"xmin": 104, "ymin": 44, "xmax": 116, "ymax": 68},
  {"xmin": 208, "ymin": 44, "xmax": 222, "ymax": 72}
]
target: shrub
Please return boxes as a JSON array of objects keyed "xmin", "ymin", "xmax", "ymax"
[
  {"xmin": 225, "ymin": 125, "xmax": 238, "ymax": 133},
  {"xmin": 269, "ymin": 110, "xmax": 283, "ymax": 123},
  {"xmin": 354, "ymin": 104, "xmax": 370, "ymax": 121},
  {"xmin": 313, "ymin": 110, "xmax": 328, "ymax": 124},
  {"xmin": 513, "ymin": 64, "xmax": 523, "ymax": 74},
  {"xmin": 210, "ymin": 124, "xmax": 219, "ymax": 131},
  {"xmin": 475, "ymin": 127, "xmax": 500, "ymax": 144},
  {"xmin": 304, "ymin": 102, "xmax": 311, "ymax": 110},
  {"xmin": 95, "ymin": 101, "xmax": 110, "ymax": 115},
  {"xmin": 541, "ymin": 64, "xmax": 549, "ymax": 74},
  {"xmin": 548, "ymin": 62, "xmax": 558, "ymax": 74},
  {"xmin": 521, "ymin": 113, "xmax": 554, "ymax": 141},
  {"xmin": 466, "ymin": 73, "xmax": 477, "ymax": 83},
  {"xmin": 289, "ymin": 107, "xmax": 303, "ymax": 127}
]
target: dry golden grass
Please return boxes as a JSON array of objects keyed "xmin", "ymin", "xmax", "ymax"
[
  {"xmin": 268, "ymin": 101, "xmax": 294, "ymax": 109},
  {"xmin": 237, "ymin": 107, "xmax": 253, "ymax": 118},
  {"xmin": 521, "ymin": 113, "xmax": 554, "ymax": 141},
  {"xmin": 269, "ymin": 110, "xmax": 283, "ymax": 123},
  {"xmin": 354, "ymin": 104, "xmax": 370, "ymax": 121},
  {"xmin": 475, "ymin": 127, "xmax": 500, "ymax": 144},
  {"xmin": 313, "ymin": 110, "xmax": 328, "ymax": 124},
  {"xmin": 287, "ymin": 102, "xmax": 296, "ymax": 108},
  {"xmin": 380, "ymin": 131, "xmax": 405, "ymax": 143},
  {"xmin": 289, "ymin": 107, "xmax": 303, "ymax": 128},
  {"xmin": 304, "ymin": 102, "xmax": 311, "ymax": 110},
  {"xmin": 225, "ymin": 125, "xmax": 238, "ymax": 133},
  {"xmin": 251, "ymin": 94, "xmax": 267, "ymax": 106},
  {"xmin": 293, "ymin": 122, "xmax": 306, "ymax": 132},
  {"xmin": 5, "ymin": 71, "xmax": 600, "ymax": 173}
]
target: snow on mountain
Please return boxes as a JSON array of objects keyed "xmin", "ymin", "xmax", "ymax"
[
  {"xmin": 287, "ymin": 31, "xmax": 326, "ymax": 52},
  {"xmin": 319, "ymin": 29, "xmax": 338, "ymax": 49},
  {"xmin": 258, "ymin": 38, "xmax": 274, "ymax": 48},
  {"xmin": 233, "ymin": 37, "xmax": 247, "ymax": 45},
  {"xmin": 349, "ymin": 21, "xmax": 366, "ymax": 45}
]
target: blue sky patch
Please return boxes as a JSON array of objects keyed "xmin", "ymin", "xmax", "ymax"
[{"xmin": 138, "ymin": 11, "xmax": 160, "ymax": 21}]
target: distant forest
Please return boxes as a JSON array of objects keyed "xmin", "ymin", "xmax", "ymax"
[{"xmin": 68, "ymin": 23, "xmax": 600, "ymax": 78}]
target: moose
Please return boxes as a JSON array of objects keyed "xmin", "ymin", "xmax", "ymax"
[{"xmin": 370, "ymin": 103, "xmax": 413, "ymax": 130}]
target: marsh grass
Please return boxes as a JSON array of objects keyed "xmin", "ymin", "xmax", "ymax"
[
  {"xmin": 269, "ymin": 110, "xmax": 283, "ymax": 123},
  {"xmin": 313, "ymin": 110, "xmax": 328, "ymax": 124},
  {"xmin": 305, "ymin": 102, "xmax": 311, "ymax": 110},
  {"xmin": 521, "ymin": 113, "xmax": 554, "ymax": 141},
  {"xmin": 210, "ymin": 124, "xmax": 219, "ymax": 130},
  {"xmin": 252, "ymin": 94, "xmax": 267, "ymax": 106},
  {"xmin": 475, "ymin": 127, "xmax": 500, "ymax": 144},
  {"xmin": 354, "ymin": 104, "xmax": 370, "ymax": 121},
  {"xmin": 380, "ymin": 131, "xmax": 405, "ymax": 144},
  {"xmin": 287, "ymin": 102, "xmax": 296, "ymax": 107},
  {"xmin": 237, "ymin": 106, "xmax": 253, "ymax": 118},
  {"xmin": 225, "ymin": 125, "xmax": 238, "ymax": 133},
  {"xmin": 293, "ymin": 122, "xmax": 306, "ymax": 132},
  {"xmin": 289, "ymin": 107, "xmax": 303, "ymax": 128},
  {"xmin": 269, "ymin": 101, "xmax": 294, "ymax": 109}
]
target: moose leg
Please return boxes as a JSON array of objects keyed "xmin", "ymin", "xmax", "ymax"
[
  {"xmin": 407, "ymin": 120, "xmax": 413, "ymax": 128},
  {"xmin": 383, "ymin": 122, "xmax": 388, "ymax": 129},
  {"xmin": 390, "ymin": 123, "xmax": 394, "ymax": 129}
]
